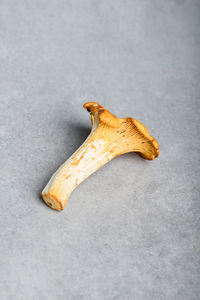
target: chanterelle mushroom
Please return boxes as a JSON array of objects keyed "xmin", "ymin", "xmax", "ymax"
[{"xmin": 42, "ymin": 102, "xmax": 159, "ymax": 211}]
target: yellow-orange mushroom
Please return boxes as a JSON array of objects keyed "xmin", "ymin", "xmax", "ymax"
[{"xmin": 42, "ymin": 102, "xmax": 159, "ymax": 211}]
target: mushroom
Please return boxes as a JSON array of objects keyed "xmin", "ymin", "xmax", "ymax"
[{"xmin": 42, "ymin": 102, "xmax": 159, "ymax": 211}]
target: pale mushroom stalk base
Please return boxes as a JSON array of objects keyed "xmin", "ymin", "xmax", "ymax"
[{"xmin": 42, "ymin": 102, "xmax": 159, "ymax": 211}]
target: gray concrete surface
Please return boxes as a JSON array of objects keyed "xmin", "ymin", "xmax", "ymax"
[{"xmin": 0, "ymin": 0, "xmax": 200, "ymax": 299}]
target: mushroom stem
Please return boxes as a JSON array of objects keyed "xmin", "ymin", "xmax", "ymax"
[
  {"xmin": 42, "ymin": 102, "xmax": 159, "ymax": 211},
  {"xmin": 42, "ymin": 132, "xmax": 114, "ymax": 210}
]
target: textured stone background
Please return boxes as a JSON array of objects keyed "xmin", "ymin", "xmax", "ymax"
[{"xmin": 0, "ymin": 0, "xmax": 200, "ymax": 299}]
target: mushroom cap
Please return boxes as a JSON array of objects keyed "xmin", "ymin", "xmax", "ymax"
[{"xmin": 83, "ymin": 102, "xmax": 159, "ymax": 160}]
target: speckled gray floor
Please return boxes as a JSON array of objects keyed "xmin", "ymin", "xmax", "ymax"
[{"xmin": 0, "ymin": 0, "xmax": 200, "ymax": 299}]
